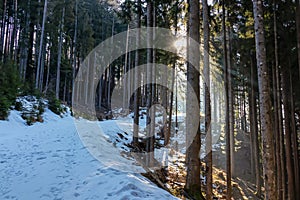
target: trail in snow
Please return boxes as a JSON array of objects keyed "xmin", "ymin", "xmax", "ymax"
[{"xmin": 0, "ymin": 109, "xmax": 177, "ymax": 200}]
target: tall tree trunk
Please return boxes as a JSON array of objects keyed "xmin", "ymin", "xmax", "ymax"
[
  {"xmin": 150, "ymin": 4, "xmax": 156, "ymax": 152},
  {"xmin": 108, "ymin": 17, "xmax": 115, "ymax": 110},
  {"xmin": 36, "ymin": 0, "xmax": 48, "ymax": 89},
  {"xmin": 276, "ymin": 60, "xmax": 286, "ymax": 200},
  {"xmin": 19, "ymin": 0, "xmax": 31, "ymax": 82},
  {"xmin": 39, "ymin": 44, "xmax": 46, "ymax": 91},
  {"xmin": 107, "ymin": 68, "xmax": 111, "ymax": 110},
  {"xmin": 26, "ymin": 21, "xmax": 35, "ymax": 83},
  {"xmin": 296, "ymin": 0, "xmax": 300, "ymax": 79},
  {"xmin": 203, "ymin": 0, "xmax": 212, "ymax": 198},
  {"xmin": 281, "ymin": 62, "xmax": 295, "ymax": 200},
  {"xmin": 185, "ymin": 0, "xmax": 203, "ymax": 198},
  {"xmin": 249, "ymin": 52, "xmax": 262, "ymax": 196},
  {"xmin": 162, "ymin": 69, "xmax": 168, "ymax": 145},
  {"xmin": 227, "ymin": 25, "xmax": 235, "ymax": 179},
  {"xmin": 167, "ymin": 61, "xmax": 175, "ymax": 146},
  {"xmin": 272, "ymin": 11, "xmax": 286, "ymax": 196},
  {"xmin": 289, "ymin": 68, "xmax": 300, "ymax": 200},
  {"xmin": 253, "ymin": 0, "xmax": 277, "ymax": 199},
  {"xmin": 44, "ymin": 46, "xmax": 51, "ymax": 94},
  {"xmin": 123, "ymin": 25, "xmax": 129, "ymax": 111},
  {"xmin": 10, "ymin": 0, "xmax": 18, "ymax": 60},
  {"xmin": 56, "ymin": 2, "xmax": 65, "ymax": 99},
  {"xmin": 3, "ymin": 13, "xmax": 9, "ymax": 62},
  {"xmin": 222, "ymin": 1, "xmax": 232, "ymax": 199},
  {"xmin": 166, "ymin": 5, "xmax": 178, "ymax": 146},
  {"xmin": 72, "ymin": 0, "xmax": 78, "ymax": 104},
  {"xmin": 133, "ymin": 0, "xmax": 141, "ymax": 146},
  {"xmin": 146, "ymin": 0, "xmax": 154, "ymax": 166},
  {"xmin": 272, "ymin": 4, "xmax": 283, "ymax": 198},
  {"xmin": 0, "ymin": 0, "xmax": 7, "ymax": 61},
  {"xmin": 175, "ymin": 66, "xmax": 178, "ymax": 136}
]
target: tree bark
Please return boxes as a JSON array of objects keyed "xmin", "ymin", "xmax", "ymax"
[
  {"xmin": 166, "ymin": 6, "xmax": 178, "ymax": 147},
  {"xmin": 203, "ymin": 0, "xmax": 212, "ymax": 198},
  {"xmin": 249, "ymin": 52, "xmax": 262, "ymax": 196},
  {"xmin": 296, "ymin": 0, "xmax": 300, "ymax": 79},
  {"xmin": 0, "ymin": 0, "xmax": 7, "ymax": 61},
  {"xmin": 10, "ymin": 0, "xmax": 18, "ymax": 60},
  {"xmin": 227, "ymin": 25, "xmax": 235, "ymax": 179},
  {"xmin": 150, "ymin": 4, "xmax": 156, "ymax": 151},
  {"xmin": 56, "ymin": 2, "xmax": 65, "ymax": 98},
  {"xmin": 253, "ymin": 0, "xmax": 277, "ymax": 199},
  {"xmin": 185, "ymin": 0, "xmax": 204, "ymax": 198},
  {"xmin": 72, "ymin": 0, "xmax": 78, "ymax": 104},
  {"xmin": 36, "ymin": 0, "xmax": 47, "ymax": 89},
  {"xmin": 222, "ymin": 1, "xmax": 232, "ymax": 199},
  {"xmin": 289, "ymin": 68, "xmax": 300, "ymax": 200},
  {"xmin": 133, "ymin": 0, "xmax": 141, "ymax": 146},
  {"xmin": 146, "ymin": 0, "xmax": 154, "ymax": 166},
  {"xmin": 123, "ymin": 25, "xmax": 129, "ymax": 111},
  {"xmin": 281, "ymin": 61, "xmax": 295, "ymax": 200},
  {"xmin": 19, "ymin": 0, "xmax": 31, "ymax": 82},
  {"xmin": 272, "ymin": 4, "xmax": 283, "ymax": 198}
]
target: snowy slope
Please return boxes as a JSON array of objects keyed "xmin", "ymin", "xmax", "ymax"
[{"xmin": 0, "ymin": 109, "xmax": 178, "ymax": 200}]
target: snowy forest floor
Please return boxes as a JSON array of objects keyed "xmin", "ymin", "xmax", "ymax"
[
  {"xmin": 0, "ymin": 99, "xmax": 261, "ymax": 200},
  {"xmin": 0, "ymin": 109, "xmax": 177, "ymax": 200}
]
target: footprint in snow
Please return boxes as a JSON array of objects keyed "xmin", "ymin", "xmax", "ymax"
[
  {"xmin": 36, "ymin": 156, "xmax": 47, "ymax": 160},
  {"xmin": 74, "ymin": 192, "xmax": 80, "ymax": 197}
]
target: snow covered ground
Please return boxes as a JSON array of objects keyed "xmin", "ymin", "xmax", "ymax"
[{"xmin": 0, "ymin": 109, "xmax": 178, "ymax": 200}]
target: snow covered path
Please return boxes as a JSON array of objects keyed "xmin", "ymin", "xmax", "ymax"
[{"xmin": 0, "ymin": 110, "xmax": 177, "ymax": 200}]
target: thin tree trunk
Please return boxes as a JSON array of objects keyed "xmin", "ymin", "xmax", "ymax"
[
  {"xmin": 227, "ymin": 25, "xmax": 235, "ymax": 179},
  {"xmin": 167, "ymin": 61, "xmax": 175, "ymax": 146},
  {"xmin": 72, "ymin": 0, "xmax": 78, "ymax": 105},
  {"xmin": 63, "ymin": 76, "xmax": 67, "ymax": 102},
  {"xmin": 146, "ymin": 0, "xmax": 154, "ymax": 166},
  {"xmin": 276, "ymin": 61, "xmax": 286, "ymax": 200},
  {"xmin": 0, "ymin": 0, "xmax": 7, "ymax": 61},
  {"xmin": 108, "ymin": 17, "xmax": 115, "ymax": 110},
  {"xmin": 222, "ymin": 1, "xmax": 232, "ymax": 199},
  {"xmin": 127, "ymin": 50, "xmax": 131, "ymax": 109},
  {"xmin": 296, "ymin": 0, "xmax": 300, "ymax": 79},
  {"xmin": 84, "ymin": 56, "xmax": 90, "ymax": 105},
  {"xmin": 36, "ymin": 0, "xmax": 48, "ymax": 89},
  {"xmin": 44, "ymin": 46, "xmax": 51, "ymax": 94},
  {"xmin": 26, "ymin": 22, "xmax": 34, "ymax": 82},
  {"xmin": 10, "ymin": 0, "xmax": 18, "ymax": 60},
  {"xmin": 20, "ymin": 0, "xmax": 30, "ymax": 82},
  {"xmin": 249, "ymin": 52, "xmax": 262, "ymax": 196},
  {"xmin": 249, "ymin": 72, "xmax": 255, "ymax": 177},
  {"xmin": 56, "ymin": 2, "xmax": 65, "ymax": 99},
  {"xmin": 253, "ymin": 0, "xmax": 277, "ymax": 198},
  {"xmin": 123, "ymin": 24, "xmax": 129, "ymax": 112},
  {"xmin": 133, "ymin": 0, "xmax": 141, "ymax": 146},
  {"xmin": 273, "ymin": 4, "xmax": 283, "ymax": 198},
  {"xmin": 175, "ymin": 66, "xmax": 178, "ymax": 136},
  {"xmin": 203, "ymin": 0, "xmax": 212, "ymax": 198},
  {"xmin": 3, "ymin": 14, "xmax": 10, "ymax": 62},
  {"xmin": 39, "ymin": 44, "xmax": 46, "ymax": 91},
  {"xmin": 281, "ymin": 62, "xmax": 295, "ymax": 200},
  {"xmin": 150, "ymin": 4, "xmax": 156, "ymax": 152},
  {"xmin": 166, "ymin": 6, "xmax": 178, "ymax": 146},
  {"xmin": 272, "ymin": 62, "xmax": 282, "ymax": 199},
  {"xmin": 289, "ymin": 68, "xmax": 300, "ymax": 200}
]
